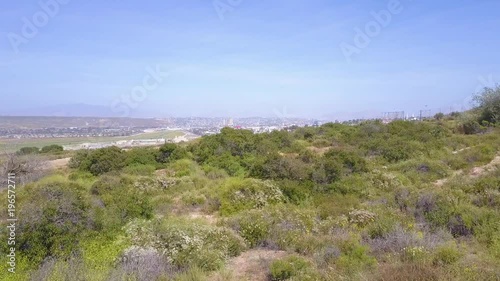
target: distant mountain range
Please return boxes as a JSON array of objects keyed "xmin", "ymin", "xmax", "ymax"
[
  {"xmin": 1, "ymin": 103, "xmax": 118, "ymax": 118},
  {"xmin": 0, "ymin": 103, "xmax": 385, "ymax": 121}
]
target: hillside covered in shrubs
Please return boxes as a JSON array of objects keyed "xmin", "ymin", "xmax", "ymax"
[{"xmin": 1, "ymin": 87, "xmax": 500, "ymax": 280}]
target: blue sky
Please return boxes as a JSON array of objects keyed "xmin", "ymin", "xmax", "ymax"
[{"xmin": 1, "ymin": 0, "xmax": 500, "ymax": 119}]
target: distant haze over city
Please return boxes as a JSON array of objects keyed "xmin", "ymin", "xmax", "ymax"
[
  {"xmin": 2, "ymin": 2, "xmax": 499, "ymax": 120},
  {"xmin": 0, "ymin": 102, "xmax": 469, "ymax": 121}
]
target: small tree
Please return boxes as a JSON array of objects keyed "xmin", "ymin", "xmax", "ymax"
[
  {"xmin": 474, "ymin": 85, "xmax": 500, "ymax": 124},
  {"xmin": 17, "ymin": 147, "xmax": 40, "ymax": 155},
  {"xmin": 41, "ymin": 144, "xmax": 64, "ymax": 154},
  {"xmin": 69, "ymin": 146, "xmax": 127, "ymax": 176},
  {"xmin": 458, "ymin": 113, "xmax": 484, "ymax": 135},
  {"xmin": 434, "ymin": 113, "xmax": 445, "ymax": 120},
  {"xmin": 157, "ymin": 143, "xmax": 187, "ymax": 163}
]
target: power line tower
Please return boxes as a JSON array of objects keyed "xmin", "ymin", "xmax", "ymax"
[
  {"xmin": 382, "ymin": 111, "xmax": 405, "ymax": 123},
  {"xmin": 419, "ymin": 109, "xmax": 431, "ymax": 121}
]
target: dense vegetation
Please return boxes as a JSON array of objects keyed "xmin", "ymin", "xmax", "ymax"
[
  {"xmin": 1, "ymin": 87, "xmax": 500, "ymax": 280},
  {"xmin": 16, "ymin": 145, "xmax": 64, "ymax": 155}
]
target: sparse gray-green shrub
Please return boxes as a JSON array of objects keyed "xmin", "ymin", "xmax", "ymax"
[
  {"xmin": 227, "ymin": 206, "xmax": 317, "ymax": 250},
  {"xmin": 348, "ymin": 209, "xmax": 376, "ymax": 227},
  {"xmin": 432, "ymin": 242, "xmax": 462, "ymax": 266},
  {"xmin": 167, "ymin": 159, "xmax": 200, "ymax": 177},
  {"xmin": 270, "ymin": 255, "xmax": 319, "ymax": 281},
  {"xmin": 219, "ymin": 178, "xmax": 285, "ymax": 215},
  {"xmin": 392, "ymin": 158, "xmax": 450, "ymax": 183},
  {"xmin": 336, "ymin": 235, "xmax": 377, "ymax": 275},
  {"xmin": 125, "ymin": 218, "xmax": 247, "ymax": 271},
  {"xmin": 123, "ymin": 164, "xmax": 156, "ymax": 176},
  {"xmin": 109, "ymin": 246, "xmax": 175, "ymax": 280},
  {"xmin": 226, "ymin": 209, "xmax": 272, "ymax": 248},
  {"xmin": 181, "ymin": 192, "xmax": 207, "ymax": 207}
]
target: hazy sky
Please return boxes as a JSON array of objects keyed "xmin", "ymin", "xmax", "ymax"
[{"xmin": 1, "ymin": 0, "xmax": 500, "ymax": 119}]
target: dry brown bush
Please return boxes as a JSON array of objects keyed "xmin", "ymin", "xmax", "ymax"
[{"xmin": 0, "ymin": 153, "xmax": 46, "ymax": 187}]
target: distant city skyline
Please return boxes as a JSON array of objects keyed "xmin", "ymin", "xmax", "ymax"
[
  {"xmin": 2, "ymin": 1, "xmax": 499, "ymax": 119},
  {"xmin": 0, "ymin": 102, "xmax": 467, "ymax": 121}
]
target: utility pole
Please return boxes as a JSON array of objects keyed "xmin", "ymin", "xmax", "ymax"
[{"xmin": 419, "ymin": 105, "xmax": 430, "ymax": 121}]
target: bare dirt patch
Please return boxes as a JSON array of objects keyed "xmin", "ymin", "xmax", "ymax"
[
  {"xmin": 187, "ymin": 210, "xmax": 218, "ymax": 225},
  {"xmin": 470, "ymin": 155, "xmax": 500, "ymax": 178},
  {"xmin": 210, "ymin": 249, "xmax": 288, "ymax": 281},
  {"xmin": 307, "ymin": 146, "xmax": 332, "ymax": 156},
  {"xmin": 45, "ymin": 157, "xmax": 71, "ymax": 170},
  {"xmin": 434, "ymin": 155, "xmax": 500, "ymax": 186}
]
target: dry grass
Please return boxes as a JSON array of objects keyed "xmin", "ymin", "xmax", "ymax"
[
  {"xmin": 210, "ymin": 249, "xmax": 287, "ymax": 281},
  {"xmin": 376, "ymin": 263, "xmax": 440, "ymax": 281}
]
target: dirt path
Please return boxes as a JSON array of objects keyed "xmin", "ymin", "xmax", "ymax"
[
  {"xmin": 177, "ymin": 204, "xmax": 287, "ymax": 280},
  {"xmin": 187, "ymin": 210, "xmax": 218, "ymax": 225},
  {"xmin": 210, "ymin": 249, "xmax": 288, "ymax": 281},
  {"xmin": 44, "ymin": 157, "xmax": 71, "ymax": 170},
  {"xmin": 469, "ymin": 154, "xmax": 500, "ymax": 178},
  {"xmin": 434, "ymin": 154, "xmax": 500, "ymax": 186}
]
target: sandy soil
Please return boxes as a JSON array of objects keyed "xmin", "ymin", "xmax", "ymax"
[
  {"xmin": 434, "ymin": 154, "xmax": 500, "ymax": 186},
  {"xmin": 209, "ymin": 249, "xmax": 288, "ymax": 281},
  {"xmin": 44, "ymin": 157, "xmax": 71, "ymax": 170}
]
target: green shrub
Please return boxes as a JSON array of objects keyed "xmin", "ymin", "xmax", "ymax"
[
  {"xmin": 174, "ymin": 266, "xmax": 206, "ymax": 281},
  {"xmin": 380, "ymin": 139, "xmax": 418, "ymax": 163},
  {"xmin": 269, "ymin": 255, "xmax": 315, "ymax": 281},
  {"xmin": 474, "ymin": 85, "xmax": 500, "ymax": 124},
  {"xmin": 336, "ymin": 236, "xmax": 377, "ymax": 274},
  {"xmin": 278, "ymin": 180, "xmax": 311, "ymax": 204},
  {"xmin": 70, "ymin": 146, "xmax": 127, "ymax": 176},
  {"xmin": 167, "ymin": 159, "xmax": 200, "ymax": 177},
  {"xmin": 17, "ymin": 180, "xmax": 92, "ymax": 263},
  {"xmin": 227, "ymin": 210, "xmax": 271, "ymax": 247},
  {"xmin": 227, "ymin": 206, "xmax": 317, "ymax": 250},
  {"xmin": 432, "ymin": 242, "xmax": 462, "ymax": 266},
  {"xmin": 81, "ymin": 235, "xmax": 129, "ymax": 273},
  {"xmin": 219, "ymin": 178, "xmax": 285, "ymax": 215},
  {"xmin": 209, "ymin": 153, "xmax": 247, "ymax": 177},
  {"xmin": 458, "ymin": 118, "xmax": 484, "ymax": 135},
  {"xmin": 157, "ymin": 143, "xmax": 188, "ymax": 163},
  {"xmin": 473, "ymin": 176, "xmax": 500, "ymax": 194},
  {"xmin": 91, "ymin": 176, "xmax": 153, "ymax": 229},
  {"xmin": 401, "ymin": 246, "xmax": 429, "ymax": 263},
  {"xmin": 41, "ymin": 144, "xmax": 64, "ymax": 154},
  {"xmin": 126, "ymin": 147, "xmax": 159, "ymax": 166},
  {"xmin": 366, "ymin": 214, "xmax": 398, "ymax": 239},
  {"xmin": 125, "ymin": 218, "xmax": 246, "ymax": 271},
  {"xmin": 348, "ymin": 209, "xmax": 376, "ymax": 228},
  {"xmin": 461, "ymin": 144, "xmax": 496, "ymax": 166},
  {"xmin": 315, "ymin": 194, "xmax": 360, "ymax": 219},
  {"xmin": 182, "ymin": 192, "xmax": 207, "ymax": 206},
  {"xmin": 17, "ymin": 146, "xmax": 40, "ymax": 155},
  {"xmin": 203, "ymin": 165, "xmax": 229, "ymax": 179},
  {"xmin": 123, "ymin": 164, "xmax": 156, "ymax": 176},
  {"xmin": 392, "ymin": 158, "xmax": 449, "ymax": 183}
]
